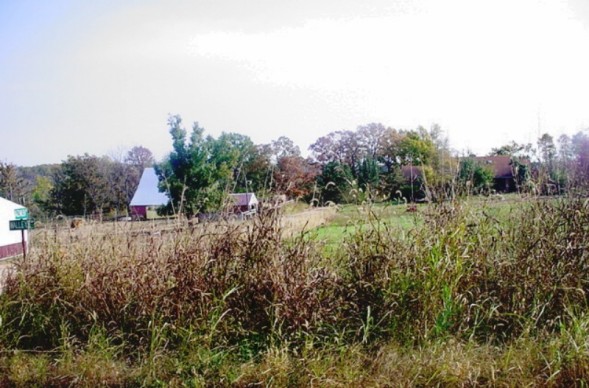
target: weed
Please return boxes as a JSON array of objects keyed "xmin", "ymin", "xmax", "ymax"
[{"xmin": 0, "ymin": 195, "xmax": 589, "ymax": 384}]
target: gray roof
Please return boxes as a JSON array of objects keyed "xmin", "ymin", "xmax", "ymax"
[
  {"xmin": 130, "ymin": 168, "xmax": 169, "ymax": 207},
  {"xmin": 229, "ymin": 193, "xmax": 258, "ymax": 206}
]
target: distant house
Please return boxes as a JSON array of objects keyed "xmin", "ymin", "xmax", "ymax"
[
  {"xmin": 400, "ymin": 165, "xmax": 428, "ymax": 201},
  {"xmin": 0, "ymin": 197, "xmax": 28, "ymax": 259},
  {"xmin": 228, "ymin": 193, "xmax": 258, "ymax": 214},
  {"xmin": 129, "ymin": 168, "xmax": 169, "ymax": 220},
  {"xmin": 401, "ymin": 165, "xmax": 424, "ymax": 184},
  {"xmin": 471, "ymin": 156, "xmax": 527, "ymax": 192}
]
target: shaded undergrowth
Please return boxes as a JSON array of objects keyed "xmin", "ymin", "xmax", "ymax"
[{"xmin": 1, "ymin": 197, "xmax": 589, "ymax": 385}]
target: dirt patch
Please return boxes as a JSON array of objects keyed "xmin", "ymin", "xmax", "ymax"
[{"xmin": 281, "ymin": 207, "xmax": 337, "ymax": 238}]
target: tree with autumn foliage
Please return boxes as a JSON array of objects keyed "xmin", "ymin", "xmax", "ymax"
[
  {"xmin": 270, "ymin": 137, "xmax": 319, "ymax": 199},
  {"xmin": 310, "ymin": 123, "xmax": 453, "ymax": 203}
]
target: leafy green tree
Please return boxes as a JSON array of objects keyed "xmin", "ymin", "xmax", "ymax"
[
  {"xmin": 377, "ymin": 127, "xmax": 404, "ymax": 170},
  {"xmin": 213, "ymin": 132, "xmax": 257, "ymax": 193},
  {"xmin": 317, "ymin": 161, "xmax": 354, "ymax": 204},
  {"xmin": 49, "ymin": 154, "xmax": 112, "ymax": 216},
  {"xmin": 31, "ymin": 176, "xmax": 53, "ymax": 213},
  {"xmin": 309, "ymin": 124, "xmax": 454, "ymax": 202},
  {"xmin": 157, "ymin": 116, "xmax": 216, "ymax": 216},
  {"xmin": 473, "ymin": 165, "xmax": 495, "ymax": 194},
  {"xmin": 512, "ymin": 157, "xmax": 532, "ymax": 193},
  {"xmin": 397, "ymin": 129, "xmax": 435, "ymax": 166},
  {"xmin": 14, "ymin": 164, "xmax": 60, "ymax": 217},
  {"xmin": 239, "ymin": 144, "xmax": 273, "ymax": 194},
  {"xmin": 357, "ymin": 157, "xmax": 380, "ymax": 191},
  {"xmin": 458, "ymin": 158, "xmax": 495, "ymax": 195},
  {"xmin": 156, "ymin": 115, "xmax": 254, "ymax": 216}
]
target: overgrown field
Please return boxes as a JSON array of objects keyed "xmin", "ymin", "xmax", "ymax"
[{"xmin": 1, "ymin": 197, "xmax": 589, "ymax": 386}]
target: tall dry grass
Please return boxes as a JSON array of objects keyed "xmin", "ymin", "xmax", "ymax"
[{"xmin": 0, "ymin": 197, "xmax": 588, "ymax": 385}]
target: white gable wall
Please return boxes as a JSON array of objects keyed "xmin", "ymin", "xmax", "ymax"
[
  {"xmin": 0, "ymin": 197, "xmax": 28, "ymax": 248},
  {"xmin": 130, "ymin": 168, "xmax": 169, "ymax": 207}
]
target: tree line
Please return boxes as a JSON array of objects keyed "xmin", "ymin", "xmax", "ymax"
[
  {"xmin": 2, "ymin": 115, "xmax": 589, "ymax": 219},
  {"xmin": 0, "ymin": 146, "xmax": 154, "ymax": 219}
]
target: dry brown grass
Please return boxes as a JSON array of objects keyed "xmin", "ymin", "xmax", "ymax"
[
  {"xmin": 280, "ymin": 206, "xmax": 337, "ymax": 238},
  {"xmin": 0, "ymin": 198, "xmax": 588, "ymax": 385}
]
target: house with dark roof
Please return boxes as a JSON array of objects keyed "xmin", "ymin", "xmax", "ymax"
[
  {"xmin": 399, "ymin": 156, "xmax": 528, "ymax": 197},
  {"xmin": 129, "ymin": 168, "xmax": 169, "ymax": 220},
  {"xmin": 400, "ymin": 165, "xmax": 429, "ymax": 201},
  {"xmin": 401, "ymin": 165, "xmax": 424, "ymax": 184},
  {"xmin": 471, "ymin": 156, "xmax": 528, "ymax": 192}
]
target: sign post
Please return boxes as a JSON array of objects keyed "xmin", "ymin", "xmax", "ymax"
[
  {"xmin": 21, "ymin": 230, "xmax": 25, "ymax": 259},
  {"xmin": 8, "ymin": 217, "xmax": 34, "ymax": 259}
]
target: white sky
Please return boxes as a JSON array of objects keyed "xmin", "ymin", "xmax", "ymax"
[{"xmin": 1, "ymin": 0, "xmax": 589, "ymax": 166}]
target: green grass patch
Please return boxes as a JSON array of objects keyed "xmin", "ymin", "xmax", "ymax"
[{"xmin": 312, "ymin": 202, "xmax": 423, "ymax": 249}]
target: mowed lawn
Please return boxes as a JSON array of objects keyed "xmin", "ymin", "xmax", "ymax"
[
  {"xmin": 311, "ymin": 193, "xmax": 530, "ymax": 252},
  {"xmin": 312, "ymin": 203, "xmax": 420, "ymax": 250}
]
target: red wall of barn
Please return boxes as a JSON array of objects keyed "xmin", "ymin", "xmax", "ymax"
[
  {"xmin": 0, "ymin": 242, "xmax": 24, "ymax": 259},
  {"xmin": 130, "ymin": 206, "xmax": 147, "ymax": 218}
]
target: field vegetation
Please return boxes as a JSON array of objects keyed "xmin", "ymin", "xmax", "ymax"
[
  {"xmin": 2, "ymin": 116, "xmax": 589, "ymax": 385},
  {"xmin": 0, "ymin": 194, "xmax": 588, "ymax": 386}
]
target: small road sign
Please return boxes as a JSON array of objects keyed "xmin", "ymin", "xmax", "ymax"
[
  {"xmin": 14, "ymin": 208, "xmax": 28, "ymax": 220},
  {"xmin": 9, "ymin": 219, "xmax": 35, "ymax": 231},
  {"xmin": 8, "ymin": 218, "xmax": 33, "ymax": 259}
]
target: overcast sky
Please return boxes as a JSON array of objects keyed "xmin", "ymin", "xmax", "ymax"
[{"xmin": 2, "ymin": 0, "xmax": 589, "ymax": 166}]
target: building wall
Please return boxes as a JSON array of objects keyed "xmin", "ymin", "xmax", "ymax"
[
  {"xmin": 0, "ymin": 198, "xmax": 28, "ymax": 258},
  {"xmin": 0, "ymin": 241, "xmax": 24, "ymax": 259},
  {"xmin": 0, "ymin": 198, "xmax": 28, "ymax": 259},
  {"xmin": 130, "ymin": 205, "xmax": 147, "ymax": 219},
  {"xmin": 131, "ymin": 205, "xmax": 164, "ymax": 220},
  {"xmin": 494, "ymin": 178, "xmax": 516, "ymax": 192},
  {"xmin": 0, "ymin": 227, "xmax": 25, "ymax": 249}
]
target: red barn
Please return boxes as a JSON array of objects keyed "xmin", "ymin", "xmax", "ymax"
[
  {"xmin": 229, "ymin": 193, "xmax": 258, "ymax": 214},
  {"xmin": 129, "ymin": 168, "xmax": 169, "ymax": 220}
]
